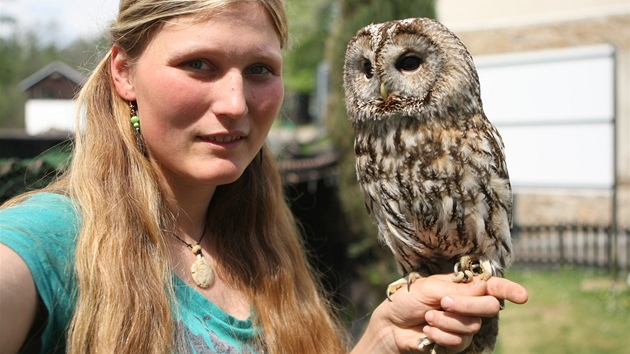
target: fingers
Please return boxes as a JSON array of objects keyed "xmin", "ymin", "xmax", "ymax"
[
  {"xmin": 486, "ymin": 276, "xmax": 529, "ymax": 304},
  {"xmin": 392, "ymin": 325, "xmax": 472, "ymax": 354},
  {"xmin": 390, "ymin": 325, "xmax": 428, "ymax": 352},
  {"xmin": 423, "ymin": 274, "xmax": 529, "ymax": 305},
  {"xmin": 388, "ymin": 274, "xmax": 524, "ymax": 322},
  {"xmin": 430, "ymin": 276, "xmax": 528, "ymax": 320},
  {"xmin": 415, "ymin": 274, "xmax": 489, "ymax": 298},
  {"xmin": 381, "ymin": 273, "xmax": 528, "ymax": 354},
  {"xmin": 439, "ymin": 294, "xmax": 502, "ymax": 317},
  {"xmin": 425, "ymin": 309, "xmax": 481, "ymax": 334},
  {"xmin": 422, "ymin": 309, "xmax": 480, "ymax": 353},
  {"xmin": 421, "ymin": 327, "xmax": 472, "ymax": 354},
  {"xmin": 386, "ymin": 277, "xmax": 455, "ymax": 322}
]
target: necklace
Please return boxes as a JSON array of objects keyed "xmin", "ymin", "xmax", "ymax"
[{"xmin": 170, "ymin": 220, "xmax": 214, "ymax": 289}]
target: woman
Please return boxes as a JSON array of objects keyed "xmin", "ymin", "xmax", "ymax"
[{"xmin": 0, "ymin": 0, "xmax": 527, "ymax": 353}]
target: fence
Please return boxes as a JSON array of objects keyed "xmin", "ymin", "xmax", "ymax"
[{"xmin": 512, "ymin": 224, "xmax": 630, "ymax": 273}]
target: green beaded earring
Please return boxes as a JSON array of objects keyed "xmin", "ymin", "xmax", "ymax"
[{"xmin": 129, "ymin": 101, "xmax": 140, "ymax": 131}]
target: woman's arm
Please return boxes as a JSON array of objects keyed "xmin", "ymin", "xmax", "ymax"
[
  {"xmin": 0, "ymin": 243, "xmax": 38, "ymax": 354},
  {"xmin": 350, "ymin": 274, "xmax": 528, "ymax": 353}
]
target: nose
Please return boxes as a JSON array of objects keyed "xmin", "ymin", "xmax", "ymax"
[{"xmin": 212, "ymin": 69, "xmax": 249, "ymax": 119}]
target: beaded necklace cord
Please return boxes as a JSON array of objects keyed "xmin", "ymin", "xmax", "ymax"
[{"xmin": 170, "ymin": 219, "xmax": 214, "ymax": 288}]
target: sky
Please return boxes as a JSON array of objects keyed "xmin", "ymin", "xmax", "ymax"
[{"xmin": 1, "ymin": 0, "xmax": 119, "ymax": 46}]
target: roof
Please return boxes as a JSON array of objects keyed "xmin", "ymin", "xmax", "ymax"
[{"xmin": 19, "ymin": 61, "xmax": 87, "ymax": 91}]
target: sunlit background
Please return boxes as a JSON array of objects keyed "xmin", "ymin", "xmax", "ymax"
[{"xmin": 1, "ymin": 0, "xmax": 117, "ymax": 46}]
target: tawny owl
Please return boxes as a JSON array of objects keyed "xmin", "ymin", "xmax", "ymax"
[{"xmin": 343, "ymin": 18, "xmax": 513, "ymax": 353}]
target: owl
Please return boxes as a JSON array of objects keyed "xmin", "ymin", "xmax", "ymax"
[{"xmin": 343, "ymin": 18, "xmax": 513, "ymax": 354}]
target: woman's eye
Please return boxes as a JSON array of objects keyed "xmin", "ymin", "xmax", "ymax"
[
  {"xmin": 184, "ymin": 60, "xmax": 210, "ymax": 70},
  {"xmin": 247, "ymin": 65, "xmax": 272, "ymax": 75},
  {"xmin": 396, "ymin": 55, "xmax": 423, "ymax": 71}
]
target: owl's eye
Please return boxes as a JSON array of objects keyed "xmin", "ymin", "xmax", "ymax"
[
  {"xmin": 396, "ymin": 55, "xmax": 423, "ymax": 72},
  {"xmin": 362, "ymin": 59, "xmax": 373, "ymax": 79}
]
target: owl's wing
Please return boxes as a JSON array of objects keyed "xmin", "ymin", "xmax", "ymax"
[
  {"xmin": 482, "ymin": 119, "xmax": 513, "ymax": 227},
  {"xmin": 464, "ymin": 114, "xmax": 514, "ymax": 270},
  {"xmin": 360, "ymin": 177, "xmax": 425, "ymax": 273}
]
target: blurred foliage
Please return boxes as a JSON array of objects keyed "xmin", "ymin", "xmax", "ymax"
[
  {"xmin": 324, "ymin": 0, "xmax": 436, "ymax": 284},
  {"xmin": 0, "ymin": 158, "xmax": 57, "ymax": 203},
  {"xmin": 283, "ymin": 0, "xmax": 335, "ymax": 94},
  {"xmin": 0, "ymin": 143, "xmax": 72, "ymax": 203}
]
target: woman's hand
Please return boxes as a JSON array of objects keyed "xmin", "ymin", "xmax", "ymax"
[{"xmin": 350, "ymin": 274, "xmax": 528, "ymax": 353}]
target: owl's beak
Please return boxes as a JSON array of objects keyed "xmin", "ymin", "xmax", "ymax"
[{"xmin": 380, "ymin": 82, "xmax": 389, "ymax": 101}]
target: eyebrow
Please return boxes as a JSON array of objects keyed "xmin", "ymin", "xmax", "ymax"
[{"xmin": 169, "ymin": 41, "xmax": 282, "ymax": 64}]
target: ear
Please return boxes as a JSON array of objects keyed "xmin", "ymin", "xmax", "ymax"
[{"xmin": 111, "ymin": 44, "xmax": 136, "ymax": 101}]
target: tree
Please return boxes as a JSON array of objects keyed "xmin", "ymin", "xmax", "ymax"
[
  {"xmin": 280, "ymin": 0, "xmax": 335, "ymax": 124},
  {"xmin": 283, "ymin": 0, "xmax": 335, "ymax": 94}
]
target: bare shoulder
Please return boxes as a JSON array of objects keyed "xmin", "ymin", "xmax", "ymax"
[{"xmin": 0, "ymin": 243, "xmax": 38, "ymax": 354}]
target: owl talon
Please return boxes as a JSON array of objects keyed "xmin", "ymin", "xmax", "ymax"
[
  {"xmin": 386, "ymin": 279, "xmax": 407, "ymax": 300},
  {"xmin": 452, "ymin": 269, "xmax": 474, "ymax": 283},
  {"xmin": 479, "ymin": 268, "xmax": 492, "ymax": 281},
  {"xmin": 452, "ymin": 255, "xmax": 494, "ymax": 283},
  {"xmin": 418, "ymin": 336, "xmax": 433, "ymax": 350},
  {"xmin": 478, "ymin": 257, "xmax": 494, "ymax": 281},
  {"xmin": 419, "ymin": 337, "xmax": 446, "ymax": 354},
  {"xmin": 451, "ymin": 271, "xmax": 465, "ymax": 282},
  {"xmin": 387, "ymin": 272, "xmax": 421, "ymax": 301}
]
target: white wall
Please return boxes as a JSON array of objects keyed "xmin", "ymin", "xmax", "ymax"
[
  {"xmin": 475, "ymin": 44, "xmax": 616, "ymax": 189},
  {"xmin": 437, "ymin": 0, "xmax": 630, "ymax": 31},
  {"xmin": 25, "ymin": 99, "xmax": 77, "ymax": 135}
]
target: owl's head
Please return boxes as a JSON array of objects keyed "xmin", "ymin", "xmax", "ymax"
[{"xmin": 343, "ymin": 18, "xmax": 483, "ymax": 127}]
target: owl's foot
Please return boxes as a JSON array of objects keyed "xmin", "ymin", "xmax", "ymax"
[
  {"xmin": 452, "ymin": 255, "xmax": 493, "ymax": 283},
  {"xmin": 386, "ymin": 272, "xmax": 422, "ymax": 301},
  {"xmin": 419, "ymin": 337, "xmax": 448, "ymax": 354}
]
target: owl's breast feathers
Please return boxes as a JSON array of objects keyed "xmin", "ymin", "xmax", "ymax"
[{"xmin": 354, "ymin": 113, "xmax": 513, "ymax": 275}]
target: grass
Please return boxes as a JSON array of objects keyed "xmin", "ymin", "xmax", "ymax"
[{"xmin": 495, "ymin": 267, "xmax": 630, "ymax": 354}]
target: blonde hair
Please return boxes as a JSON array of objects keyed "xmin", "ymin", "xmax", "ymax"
[{"xmin": 5, "ymin": 0, "xmax": 346, "ymax": 352}]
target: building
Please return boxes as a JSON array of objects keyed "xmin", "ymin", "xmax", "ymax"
[
  {"xmin": 19, "ymin": 61, "xmax": 86, "ymax": 136},
  {"xmin": 437, "ymin": 0, "xmax": 629, "ymax": 227}
]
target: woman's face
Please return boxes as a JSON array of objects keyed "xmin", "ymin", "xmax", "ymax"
[{"xmin": 113, "ymin": 2, "xmax": 283, "ymax": 196}]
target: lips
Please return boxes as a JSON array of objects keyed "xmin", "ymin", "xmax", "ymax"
[
  {"xmin": 199, "ymin": 133, "xmax": 245, "ymax": 144},
  {"xmin": 206, "ymin": 135, "xmax": 242, "ymax": 143}
]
